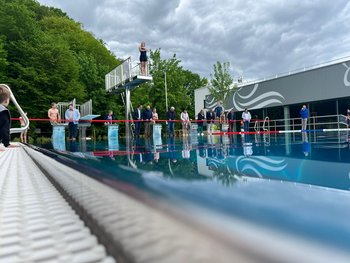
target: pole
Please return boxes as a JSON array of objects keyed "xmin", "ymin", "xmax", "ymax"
[
  {"xmin": 125, "ymin": 89, "xmax": 131, "ymax": 138},
  {"xmin": 165, "ymin": 71, "xmax": 168, "ymax": 112},
  {"xmin": 125, "ymin": 57, "xmax": 132, "ymax": 139}
]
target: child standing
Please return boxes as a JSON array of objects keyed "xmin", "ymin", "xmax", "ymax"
[{"xmin": 0, "ymin": 85, "xmax": 12, "ymax": 147}]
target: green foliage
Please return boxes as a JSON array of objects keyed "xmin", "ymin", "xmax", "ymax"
[
  {"xmin": 0, "ymin": 0, "xmax": 206, "ymax": 137},
  {"xmin": 209, "ymin": 61, "xmax": 233, "ymax": 102},
  {"xmin": 0, "ymin": 0, "xmax": 121, "ymax": 133}
]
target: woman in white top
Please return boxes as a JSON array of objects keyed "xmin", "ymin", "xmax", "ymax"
[
  {"xmin": 241, "ymin": 108, "xmax": 251, "ymax": 132},
  {"xmin": 180, "ymin": 109, "xmax": 190, "ymax": 136}
]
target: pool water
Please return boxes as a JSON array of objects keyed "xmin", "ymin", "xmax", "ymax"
[
  {"xmin": 37, "ymin": 131, "xmax": 350, "ymax": 252},
  {"xmin": 44, "ymin": 132, "xmax": 350, "ymax": 190}
]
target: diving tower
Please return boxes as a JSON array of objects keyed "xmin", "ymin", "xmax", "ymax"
[
  {"xmin": 105, "ymin": 57, "xmax": 153, "ymax": 137},
  {"xmin": 105, "ymin": 57, "xmax": 152, "ymax": 93}
]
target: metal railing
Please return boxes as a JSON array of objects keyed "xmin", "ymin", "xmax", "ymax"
[
  {"xmin": 1, "ymin": 84, "xmax": 30, "ymax": 134},
  {"xmin": 255, "ymin": 114, "xmax": 347, "ymax": 132},
  {"xmin": 237, "ymin": 55, "xmax": 350, "ymax": 87},
  {"xmin": 80, "ymin": 99, "xmax": 92, "ymax": 118},
  {"xmin": 105, "ymin": 57, "xmax": 151, "ymax": 92}
]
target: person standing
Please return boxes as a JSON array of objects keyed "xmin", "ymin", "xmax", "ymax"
[
  {"xmin": 139, "ymin": 41, "xmax": 149, "ymax": 75},
  {"xmin": 133, "ymin": 104, "xmax": 143, "ymax": 137},
  {"xmin": 300, "ymin": 104, "xmax": 309, "ymax": 131},
  {"xmin": 0, "ymin": 85, "xmax": 12, "ymax": 148},
  {"xmin": 346, "ymin": 108, "xmax": 350, "ymax": 127},
  {"xmin": 143, "ymin": 105, "xmax": 153, "ymax": 138},
  {"xmin": 166, "ymin": 106, "xmax": 176, "ymax": 136},
  {"xmin": 19, "ymin": 112, "xmax": 28, "ymax": 143},
  {"xmin": 206, "ymin": 108, "xmax": 215, "ymax": 134},
  {"xmin": 65, "ymin": 103, "xmax": 80, "ymax": 141},
  {"xmin": 227, "ymin": 108, "xmax": 235, "ymax": 132},
  {"xmin": 197, "ymin": 109, "xmax": 205, "ymax": 135},
  {"xmin": 180, "ymin": 109, "xmax": 190, "ymax": 136},
  {"xmin": 242, "ymin": 108, "xmax": 251, "ymax": 132},
  {"xmin": 214, "ymin": 101, "xmax": 224, "ymax": 120},
  {"xmin": 48, "ymin": 102, "xmax": 61, "ymax": 125},
  {"xmin": 151, "ymin": 108, "xmax": 158, "ymax": 123},
  {"xmin": 104, "ymin": 110, "xmax": 115, "ymax": 125}
]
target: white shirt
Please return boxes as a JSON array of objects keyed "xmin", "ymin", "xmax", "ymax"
[
  {"xmin": 242, "ymin": 111, "xmax": 251, "ymax": 122},
  {"xmin": 181, "ymin": 112, "xmax": 189, "ymax": 122}
]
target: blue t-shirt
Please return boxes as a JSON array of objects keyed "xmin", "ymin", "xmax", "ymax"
[
  {"xmin": 300, "ymin": 108, "xmax": 309, "ymax": 119},
  {"xmin": 214, "ymin": 106, "xmax": 223, "ymax": 117}
]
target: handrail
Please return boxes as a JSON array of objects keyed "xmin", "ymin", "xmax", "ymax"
[
  {"xmin": 254, "ymin": 120, "xmax": 259, "ymax": 131},
  {"xmin": 264, "ymin": 114, "xmax": 346, "ymax": 131},
  {"xmin": 237, "ymin": 55, "xmax": 350, "ymax": 87},
  {"xmin": 262, "ymin": 116, "xmax": 269, "ymax": 131},
  {"xmin": 1, "ymin": 84, "xmax": 30, "ymax": 134}
]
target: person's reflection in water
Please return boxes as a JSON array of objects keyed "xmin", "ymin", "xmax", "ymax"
[
  {"xmin": 182, "ymin": 136, "xmax": 191, "ymax": 159},
  {"xmin": 153, "ymin": 146, "xmax": 160, "ymax": 163},
  {"xmin": 302, "ymin": 131, "xmax": 311, "ymax": 156},
  {"xmin": 69, "ymin": 140, "xmax": 78, "ymax": 152},
  {"xmin": 167, "ymin": 136, "xmax": 177, "ymax": 163},
  {"xmin": 198, "ymin": 136, "xmax": 206, "ymax": 158},
  {"xmin": 132, "ymin": 137, "xmax": 143, "ymax": 163},
  {"xmin": 243, "ymin": 134, "xmax": 253, "ymax": 157},
  {"xmin": 143, "ymin": 137, "xmax": 153, "ymax": 164},
  {"xmin": 228, "ymin": 135, "xmax": 236, "ymax": 156}
]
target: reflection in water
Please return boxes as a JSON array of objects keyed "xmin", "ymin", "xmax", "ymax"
[
  {"xmin": 47, "ymin": 132, "xmax": 350, "ymax": 191},
  {"xmin": 52, "ymin": 125, "xmax": 66, "ymax": 151},
  {"xmin": 182, "ymin": 136, "xmax": 191, "ymax": 159},
  {"xmin": 302, "ymin": 132, "xmax": 311, "ymax": 156},
  {"xmin": 167, "ymin": 136, "xmax": 177, "ymax": 163},
  {"xmin": 243, "ymin": 134, "xmax": 253, "ymax": 157},
  {"xmin": 69, "ymin": 140, "xmax": 78, "ymax": 152}
]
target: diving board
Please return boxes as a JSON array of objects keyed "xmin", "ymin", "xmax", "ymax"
[
  {"xmin": 105, "ymin": 57, "xmax": 153, "ymax": 138},
  {"xmin": 105, "ymin": 57, "xmax": 153, "ymax": 93}
]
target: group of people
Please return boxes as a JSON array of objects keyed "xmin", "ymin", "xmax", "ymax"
[
  {"xmin": 48, "ymin": 102, "xmax": 80, "ymax": 140},
  {"xmin": 133, "ymin": 104, "xmax": 159, "ymax": 137},
  {"xmin": 196, "ymin": 102, "xmax": 252, "ymax": 134},
  {"xmin": 132, "ymin": 105, "xmax": 195, "ymax": 137}
]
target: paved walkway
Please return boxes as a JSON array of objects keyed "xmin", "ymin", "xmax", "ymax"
[
  {"xmin": 0, "ymin": 145, "xmax": 115, "ymax": 263},
  {"xmin": 2, "ymin": 144, "xmax": 350, "ymax": 263}
]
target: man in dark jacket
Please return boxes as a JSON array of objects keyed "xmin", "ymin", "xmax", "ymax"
[
  {"xmin": 142, "ymin": 105, "xmax": 153, "ymax": 138},
  {"xmin": 0, "ymin": 85, "xmax": 11, "ymax": 147},
  {"xmin": 166, "ymin": 106, "xmax": 176, "ymax": 136},
  {"xmin": 133, "ymin": 104, "xmax": 143, "ymax": 137},
  {"xmin": 206, "ymin": 108, "xmax": 215, "ymax": 134},
  {"xmin": 227, "ymin": 108, "xmax": 235, "ymax": 132}
]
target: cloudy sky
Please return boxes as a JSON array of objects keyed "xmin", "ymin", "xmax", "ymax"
[{"xmin": 37, "ymin": 0, "xmax": 350, "ymax": 80}]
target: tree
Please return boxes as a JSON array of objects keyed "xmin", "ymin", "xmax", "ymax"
[{"xmin": 209, "ymin": 61, "xmax": 233, "ymax": 103}]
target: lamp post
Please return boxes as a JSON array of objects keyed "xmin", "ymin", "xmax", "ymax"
[{"xmin": 165, "ymin": 71, "xmax": 168, "ymax": 112}]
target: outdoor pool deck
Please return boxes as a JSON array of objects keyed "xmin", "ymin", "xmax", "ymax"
[{"xmin": 2, "ymin": 142, "xmax": 350, "ymax": 263}]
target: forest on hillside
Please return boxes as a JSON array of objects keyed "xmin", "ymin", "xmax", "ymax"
[{"xmin": 0, "ymin": 0, "xmax": 207, "ymax": 137}]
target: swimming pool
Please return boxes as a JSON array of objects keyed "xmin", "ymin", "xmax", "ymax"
[
  {"xmin": 36, "ymin": 131, "xmax": 350, "ymax": 257},
  {"xmin": 44, "ymin": 131, "xmax": 350, "ymax": 189}
]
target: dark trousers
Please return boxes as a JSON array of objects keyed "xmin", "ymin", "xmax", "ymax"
[
  {"xmin": 144, "ymin": 122, "xmax": 151, "ymax": 137},
  {"xmin": 244, "ymin": 121, "xmax": 250, "ymax": 132},
  {"xmin": 68, "ymin": 122, "xmax": 78, "ymax": 139},
  {"xmin": 135, "ymin": 120, "xmax": 141, "ymax": 137},
  {"xmin": 168, "ymin": 121, "xmax": 174, "ymax": 135}
]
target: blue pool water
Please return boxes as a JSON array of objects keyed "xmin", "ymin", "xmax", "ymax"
[
  {"xmin": 37, "ymin": 131, "xmax": 350, "ymax": 253},
  {"xmin": 45, "ymin": 132, "xmax": 350, "ymax": 190}
]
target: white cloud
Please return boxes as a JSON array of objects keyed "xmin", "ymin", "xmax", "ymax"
[{"xmin": 38, "ymin": 0, "xmax": 350, "ymax": 79}]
